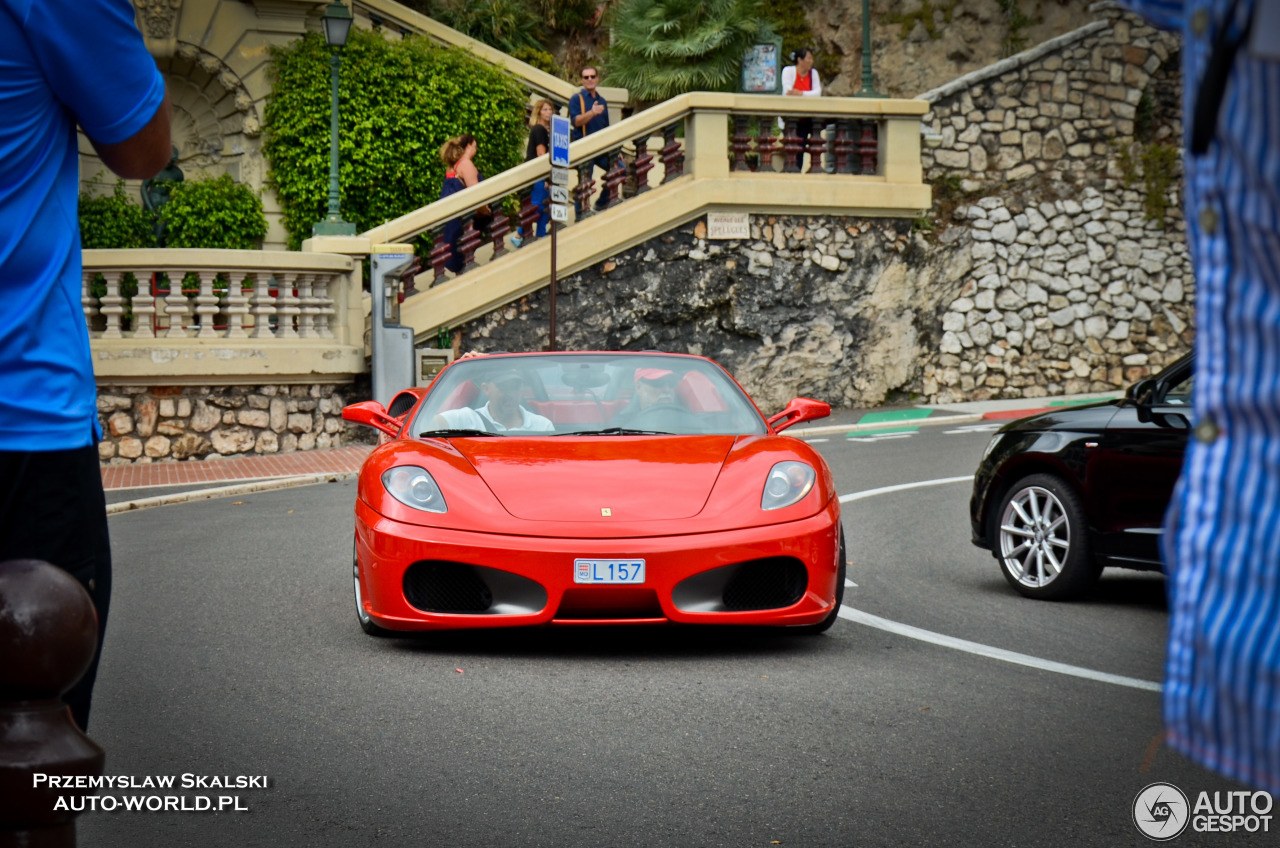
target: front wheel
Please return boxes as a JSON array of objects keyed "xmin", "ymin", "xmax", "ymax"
[
  {"xmin": 993, "ymin": 474, "xmax": 1099, "ymax": 600},
  {"xmin": 792, "ymin": 530, "xmax": 846, "ymax": 634},
  {"xmin": 353, "ymin": 536, "xmax": 393, "ymax": 637}
]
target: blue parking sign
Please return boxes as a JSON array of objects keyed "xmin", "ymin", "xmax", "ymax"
[{"xmin": 551, "ymin": 115, "xmax": 571, "ymax": 167}]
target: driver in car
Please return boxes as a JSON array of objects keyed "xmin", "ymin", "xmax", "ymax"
[
  {"xmin": 612, "ymin": 368, "xmax": 685, "ymax": 426},
  {"xmin": 433, "ymin": 369, "xmax": 554, "ymax": 433}
]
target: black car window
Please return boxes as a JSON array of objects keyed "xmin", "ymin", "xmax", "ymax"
[{"xmin": 1162, "ymin": 372, "xmax": 1194, "ymax": 406}]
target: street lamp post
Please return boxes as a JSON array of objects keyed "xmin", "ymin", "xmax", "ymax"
[
  {"xmin": 854, "ymin": 0, "xmax": 884, "ymax": 98},
  {"xmin": 313, "ymin": 2, "xmax": 357, "ymax": 236}
]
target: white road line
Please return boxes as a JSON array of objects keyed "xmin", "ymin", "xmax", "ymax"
[
  {"xmin": 846, "ymin": 433, "xmax": 915, "ymax": 442},
  {"xmin": 805, "ymin": 438, "xmax": 830, "ymax": 443},
  {"xmin": 838, "ymin": 475, "xmax": 973, "ymax": 503},
  {"xmin": 836, "ymin": 475, "xmax": 1162, "ymax": 693},
  {"xmin": 836, "ymin": 606, "xmax": 1162, "ymax": 692}
]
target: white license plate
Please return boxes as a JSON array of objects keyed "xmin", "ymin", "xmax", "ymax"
[{"xmin": 573, "ymin": 558, "xmax": 645, "ymax": 584}]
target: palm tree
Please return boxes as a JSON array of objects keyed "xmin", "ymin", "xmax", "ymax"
[{"xmin": 604, "ymin": 0, "xmax": 768, "ymax": 103}]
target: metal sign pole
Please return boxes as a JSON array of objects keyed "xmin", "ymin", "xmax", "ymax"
[
  {"xmin": 548, "ymin": 114, "xmax": 571, "ymax": 353},
  {"xmin": 549, "ymin": 221, "xmax": 557, "ymax": 351}
]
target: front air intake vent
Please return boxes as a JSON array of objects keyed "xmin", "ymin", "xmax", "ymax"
[
  {"xmin": 721, "ymin": 557, "xmax": 807, "ymax": 611},
  {"xmin": 403, "ymin": 561, "xmax": 493, "ymax": 613}
]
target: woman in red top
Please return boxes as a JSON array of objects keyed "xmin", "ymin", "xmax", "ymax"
[{"xmin": 782, "ymin": 49, "xmax": 823, "ymax": 170}]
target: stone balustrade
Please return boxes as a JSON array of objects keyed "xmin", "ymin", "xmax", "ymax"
[{"xmin": 82, "ymin": 249, "xmax": 364, "ymax": 385}]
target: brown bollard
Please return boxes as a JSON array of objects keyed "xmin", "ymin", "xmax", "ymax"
[{"xmin": 0, "ymin": 560, "xmax": 105, "ymax": 848}]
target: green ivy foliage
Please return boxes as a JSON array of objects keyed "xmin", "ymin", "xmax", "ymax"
[
  {"xmin": 160, "ymin": 175, "xmax": 268, "ymax": 250},
  {"xmin": 79, "ymin": 181, "xmax": 155, "ymax": 249},
  {"xmin": 264, "ymin": 30, "xmax": 527, "ymax": 249},
  {"xmin": 604, "ymin": 0, "xmax": 767, "ymax": 103}
]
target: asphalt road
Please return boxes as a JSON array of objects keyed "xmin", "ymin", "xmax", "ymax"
[{"xmin": 79, "ymin": 425, "xmax": 1248, "ymax": 847}]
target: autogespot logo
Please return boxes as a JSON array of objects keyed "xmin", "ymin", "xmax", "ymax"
[{"xmin": 1134, "ymin": 783, "xmax": 1191, "ymax": 841}]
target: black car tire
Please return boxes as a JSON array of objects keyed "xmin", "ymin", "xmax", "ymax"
[
  {"xmin": 792, "ymin": 530, "xmax": 847, "ymax": 634},
  {"xmin": 353, "ymin": 536, "xmax": 393, "ymax": 637},
  {"xmin": 993, "ymin": 474, "xmax": 1100, "ymax": 600}
]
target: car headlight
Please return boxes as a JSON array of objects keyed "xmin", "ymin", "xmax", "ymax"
[
  {"xmin": 981, "ymin": 432, "xmax": 1005, "ymax": 462},
  {"xmin": 761, "ymin": 461, "xmax": 816, "ymax": 510},
  {"xmin": 382, "ymin": 465, "xmax": 447, "ymax": 513}
]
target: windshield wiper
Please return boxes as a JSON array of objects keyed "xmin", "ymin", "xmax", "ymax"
[
  {"xmin": 418, "ymin": 428, "xmax": 497, "ymax": 438},
  {"xmin": 555, "ymin": 427, "xmax": 673, "ymax": 436}
]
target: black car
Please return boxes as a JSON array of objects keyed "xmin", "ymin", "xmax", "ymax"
[{"xmin": 970, "ymin": 354, "xmax": 1193, "ymax": 599}]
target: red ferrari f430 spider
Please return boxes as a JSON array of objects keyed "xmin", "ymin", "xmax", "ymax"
[{"xmin": 342, "ymin": 352, "xmax": 844, "ymax": 635}]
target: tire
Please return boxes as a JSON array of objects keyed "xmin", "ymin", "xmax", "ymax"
[
  {"xmin": 353, "ymin": 536, "xmax": 393, "ymax": 637},
  {"xmin": 992, "ymin": 474, "xmax": 1100, "ymax": 600},
  {"xmin": 793, "ymin": 530, "xmax": 847, "ymax": 634}
]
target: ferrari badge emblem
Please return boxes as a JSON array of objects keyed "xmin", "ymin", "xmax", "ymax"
[{"xmin": 601, "ymin": 508, "xmax": 612, "ymax": 517}]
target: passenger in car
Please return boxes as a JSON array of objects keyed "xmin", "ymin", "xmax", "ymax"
[{"xmin": 433, "ymin": 369, "xmax": 553, "ymax": 433}]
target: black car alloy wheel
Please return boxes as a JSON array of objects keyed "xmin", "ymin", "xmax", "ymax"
[{"xmin": 994, "ymin": 474, "xmax": 1099, "ymax": 600}]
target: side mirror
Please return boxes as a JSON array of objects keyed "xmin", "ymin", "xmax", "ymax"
[
  {"xmin": 1126, "ymin": 377, "xmax": 1158, "ymax": 423},
  {"xmin": 1126, "ymin": 377, "xmax": 1156, "ymax": 404},
  {"xmin": 1152, "ymin": 411, "xmax": 1190, "ymax": 430},
  {"xmin": 342, "ymin": 401, "xmax": 402, "ymax": 438},
  {"xmin": 766, "ymin": 397, "xmax": 830, "ymax": 434}
]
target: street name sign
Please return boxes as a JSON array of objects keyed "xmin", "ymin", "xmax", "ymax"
[{"xmin": 550, "ymin": 115, "xmax": 571, "ymax": 167}]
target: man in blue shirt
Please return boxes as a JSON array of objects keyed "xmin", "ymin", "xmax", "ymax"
[
  {"xmin": 567, "ymin": 66, "xmax": 613, "ymax": 213},
  {"xmin": 1122, "ymin": 0, "xmax": 1280, "ymax": 794},
  {"xmin": 0, "ymin": 0, "xmax": 171, "ymax": 730}
]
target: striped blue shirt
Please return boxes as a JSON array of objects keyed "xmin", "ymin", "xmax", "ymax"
[{"xmin": 1125, "ymin": 0, "xmax": 1280, "ymax": 794}]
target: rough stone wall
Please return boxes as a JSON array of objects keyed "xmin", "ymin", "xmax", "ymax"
[
  {"xmin": 815, "ymin": 0, "xmax": 1099, "ymax": 99},
  {"xmin": 917, "ymin": 3, "xmax": 1181, "ymax": 187},
  {"xmin": 96, "ymin": 384, "xmax": 359, "ymax": 466},
  {"xmin": 460, "ymin": 217, "xmax": 950, "ymax": 412},
  {"xmin": 916, "ymin": 2, "xmax": 1193, "ymax": 400},
  {"xmin": 459, "ymin": 3, "xmax": 1194, "ymax": 408}
]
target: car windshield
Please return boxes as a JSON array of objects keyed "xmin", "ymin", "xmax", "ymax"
[{"xmin": 411, "ymin": 354, "xmax": 768, "ymax": 437}]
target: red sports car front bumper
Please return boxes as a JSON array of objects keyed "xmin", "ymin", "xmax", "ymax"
[{"xmin": 354, "ymin": 498, "xmax": 842, "ymax": 631}]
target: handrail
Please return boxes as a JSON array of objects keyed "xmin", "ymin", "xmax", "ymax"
[
  {"xmin": 351, "ymin": 0, "xmax": 629, "ymax": 109},
  {"xmin": 352, "ymin": 91, "xmax": 929, "ymax": 248}
]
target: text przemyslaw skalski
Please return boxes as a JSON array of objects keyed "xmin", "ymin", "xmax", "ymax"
[{"xmin": 32, "ymin": 774, "xmax": 269, "ymax": 790}]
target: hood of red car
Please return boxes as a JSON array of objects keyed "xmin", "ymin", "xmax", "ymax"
[{"xmin": 451, "ymin": 436, "xmax": 737, "ymax": 522}]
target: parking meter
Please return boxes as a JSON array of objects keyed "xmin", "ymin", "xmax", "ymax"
[{"xmin": 370, "ymin": 244, "xmax": 416, "ymax": 408}]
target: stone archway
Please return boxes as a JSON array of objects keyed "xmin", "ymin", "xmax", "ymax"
[
  {"xmin": 79, "ymin": 42, "xmax": 264, "ymax": 197},
  {"xmin": 158, "ymin": 43, "xmax": 263, "ymax": 184}
]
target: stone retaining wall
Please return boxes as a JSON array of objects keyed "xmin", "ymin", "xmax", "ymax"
[{"xmin": 96, "ymin": 384, "xmax": 359, "ymax": 465}]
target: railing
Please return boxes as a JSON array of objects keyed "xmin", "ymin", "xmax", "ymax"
[
  {"xmin": 306, "ymin": 91, "xmax": 930, "ymax": 337},
  {"xmin": 82, "ymin": 249, "xmax": 363, "ymax": 384}
]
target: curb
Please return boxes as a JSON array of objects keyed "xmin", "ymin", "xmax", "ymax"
[
  {"xmin": 790, "ymin": 412, "xmax": 986, "ymax": 438},
  {"xmin": 106, "ymin": 471, "xmax": 358, "ymax": 515}
]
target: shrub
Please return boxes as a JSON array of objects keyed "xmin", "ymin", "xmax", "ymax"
[
  {"xmin": 759, "ymin": 0, "xmax": 841, "ymax": 84},
  {"xmin": 79, "ymin": 181, "xmax": 155, "ymax": 249},
  {"xmin": 264, "ymin": 29, "xmax": 528, "ymax": 248},
  {"xmin": 160, "ymin": 175, "xmax": 268, "ymax": 250},
  {"xmin": 423, "ymin": 0, "xmax": 544, "ymax": 52},
  {"xmin": 510, "ymin": 46, "xmax": 560, "ymax": 76},
  {"xmin": 604, "ymin": 0, "xmax": 768, "ymax": 103}
]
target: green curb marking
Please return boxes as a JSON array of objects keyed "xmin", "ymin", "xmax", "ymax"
[{"xmin": 1048, "ymin": 397, "xmax": 1106, "ymax": 407}]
